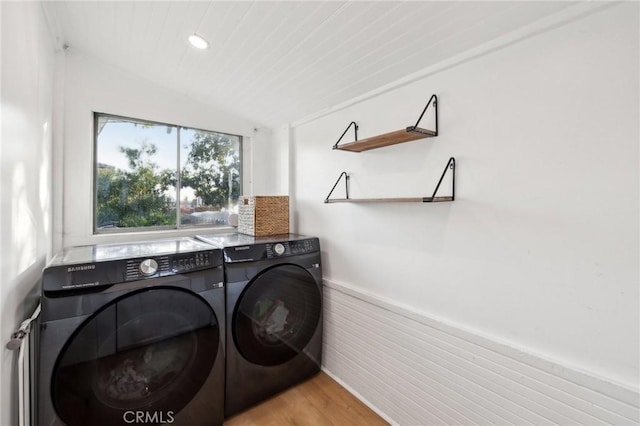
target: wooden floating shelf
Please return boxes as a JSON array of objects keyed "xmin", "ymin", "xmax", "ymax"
[
  {"xmin": 324, "ymin": 157, "xmax": 456, "ymax": 204},
  {"xmin": 333, "ymin": 94, "xmax": 438, "ymax": 152},
  {"xmin": 325, "ymin": 196, "xmax": 454, "ymax": 203},
  {"xmin": 334, "ymin": 126, "xmax": 437, "ymax": 152}
]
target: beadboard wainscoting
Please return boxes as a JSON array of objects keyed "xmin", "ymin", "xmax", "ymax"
[{"xmin": 322, "ymin": 280, "xmax": 639, "ymax": 425}]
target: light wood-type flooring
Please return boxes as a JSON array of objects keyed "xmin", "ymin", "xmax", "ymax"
[{"xmin": 225, "ymin": 372, "xmax": 388, "ymax": 426}]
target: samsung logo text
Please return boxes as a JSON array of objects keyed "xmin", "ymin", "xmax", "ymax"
[{"xmin": 67, "ymin": 264, "xmax": 96, "ymax": 272}]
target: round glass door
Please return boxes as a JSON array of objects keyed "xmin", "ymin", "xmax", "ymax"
[
  {"xmin": 52, "ymin": 287, "xmax": 219, "ymax": 426},
  {"xmin": 233, "ymin": 264, "xmax": 321, "ymax": 366}
]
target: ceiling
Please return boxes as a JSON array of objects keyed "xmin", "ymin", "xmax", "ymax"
[{"xmin": 45, "ymin": 1, "xmax": 578, "ymax": 128}]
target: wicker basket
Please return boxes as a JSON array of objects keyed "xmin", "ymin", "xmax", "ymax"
[{"xmin": 238, "ymin": 196, "xmax": 289, "ymax": 236}]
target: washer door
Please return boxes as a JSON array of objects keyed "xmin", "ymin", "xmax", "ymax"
[
  {"xmin": 51, "ymin": 287, "xmax": 219, "ymax": 426},
  {"xmin": 233, "ymin": 264, "xmax": 321, "ymax": 366}
]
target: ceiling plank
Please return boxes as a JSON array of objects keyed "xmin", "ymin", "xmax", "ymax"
[{"xmin": 53, "ymin": 0, "xmax": 580, "ymax": 127}]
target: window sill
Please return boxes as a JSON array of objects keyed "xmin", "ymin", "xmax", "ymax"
[{"xmin": 81, "ymin": 226, "xmax": 237, "ymax": 247}]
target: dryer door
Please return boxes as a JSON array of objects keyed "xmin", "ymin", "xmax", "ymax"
[
  {"xmin": 51, "ymin": 287, "xmax": 220, "ymax": 426},
  {"xmin": 233, "ymin": 264, "xmax": 322, "ymax": 366}
]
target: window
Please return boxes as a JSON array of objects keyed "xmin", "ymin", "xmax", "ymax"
[{"xmin": 94, "ymin": 113, "xmax": 242, "ymax": 233}]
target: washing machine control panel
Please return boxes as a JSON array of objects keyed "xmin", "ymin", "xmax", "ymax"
[
  {"xmin": 125, "ymin": 250, "xmax": 219, "ymax": 280},
  {"xmin": 265, "ymin": 239, "xmax": 317, "ymax": 258},
  {"xmin": 43, "ymin": 249, "xmax": 223, "ymax": 292},
  {"xmin": 222, "ymin": 238, "xmax": 320, "ymax": 263}
]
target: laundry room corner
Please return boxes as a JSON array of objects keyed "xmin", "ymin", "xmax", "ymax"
[{"xmin": 1, "ymin": 1, "xmax": 56, "ymax": 425}]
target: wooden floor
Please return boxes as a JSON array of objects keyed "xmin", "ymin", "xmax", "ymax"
[{"xmin": 224, "ymin": 372, "xmax": 388, "ymax": 426}]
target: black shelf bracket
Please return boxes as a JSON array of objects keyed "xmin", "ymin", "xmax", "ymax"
[
  {"xmin": 324, "ymin": 157, "xmax": 455, "ymax": 203},
  {"xmin": 333, "ymin": 121, "xmax": 358, "ymax": 150},
  {"xmin": 406, "ymin": 94, "xmax": 438, "ymax": 136},
  {"xmin": 324, "ymin": 171, "xmax": 349, "ymax": 203},
  {"xmin": 424, "ymin": 156, "xmax": 455, "ymax": 202}
]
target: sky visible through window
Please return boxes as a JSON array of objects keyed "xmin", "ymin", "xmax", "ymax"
[
  {"xmin": 97, "ymin": 122, "xmax": 201, "ymax": 201},
  {"xmin": 98, "ymin": 121, "xmax": 176, "ymax": 171}
]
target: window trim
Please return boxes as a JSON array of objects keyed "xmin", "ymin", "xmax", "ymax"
[{"xmin": 93, "ymin": 112, "xmax": 243, "ymax": 235}]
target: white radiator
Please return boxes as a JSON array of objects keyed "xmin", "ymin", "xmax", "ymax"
[
  {"xmin": 322, "ymin": 280, "xmax": 639, "ymax": 425},
  {"xmin": 7, "ymin": 304, "xmax": 41, "ymax": 426}
]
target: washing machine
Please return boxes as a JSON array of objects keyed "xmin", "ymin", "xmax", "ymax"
[
  {"xmin": 195, "ymin": 233, "xmax": 323, "ymax": 417},
  {"xmin": 37, "ymin": 238, "xmax": 225, "ymax": 426}
]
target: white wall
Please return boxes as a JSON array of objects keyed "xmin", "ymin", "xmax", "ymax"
[
  {"xmin": 59, "ymin": 51, "xmax": 269, "ymax": 247},
  {"xmin": 292, "ymin": 2, "xmax": 639, "ymax": 392},
  {"xmin": 0, "ymin": 2, "xmax": 55, "ymax": 424},
  {"xmin": 253, "ymin": 124, "xmax": 290, "ymax": 196},
  {"xmin": 249, "ymin": 126, "xmax": 284, "ymax": 196}
]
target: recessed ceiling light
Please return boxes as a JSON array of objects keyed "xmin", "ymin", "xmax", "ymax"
[{"xmin": 188, "ymin": 34, "xmax": 209, "ymax": 50}]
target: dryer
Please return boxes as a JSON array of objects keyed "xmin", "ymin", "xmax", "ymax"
[
  {"xmin": 196, "ymin": 233, "xmax": 323, "ymax": 417},
  {"xmin": 37, "ymin": 238, "xmax": 225, "ymax": 426}
]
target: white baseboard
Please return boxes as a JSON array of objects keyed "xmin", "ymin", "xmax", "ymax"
[{"xmin": 322, "ymin": 279, "xmax": 639, "ymax": 425}]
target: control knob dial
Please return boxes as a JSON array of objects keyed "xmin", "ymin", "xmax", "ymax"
[
  {"xmin": 274, "ymin": 243, "xmax": 285, "ymax": 256},
  {"xmin": 139, "ymin": 259, "xmax": 158, "ymax": 276}
]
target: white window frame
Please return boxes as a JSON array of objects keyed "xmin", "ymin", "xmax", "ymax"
[{"xmin": 93, "ymin": 112, "xmax": 243, "ymax": 234}]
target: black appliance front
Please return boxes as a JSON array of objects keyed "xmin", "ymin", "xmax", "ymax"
[
  {"xmin": 216, "ymin": 236, "xmax": 323, "ymax": 417},
  {"xmin": 38, "ymin": 241, "xmax": 225, "ymax": 426}
]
